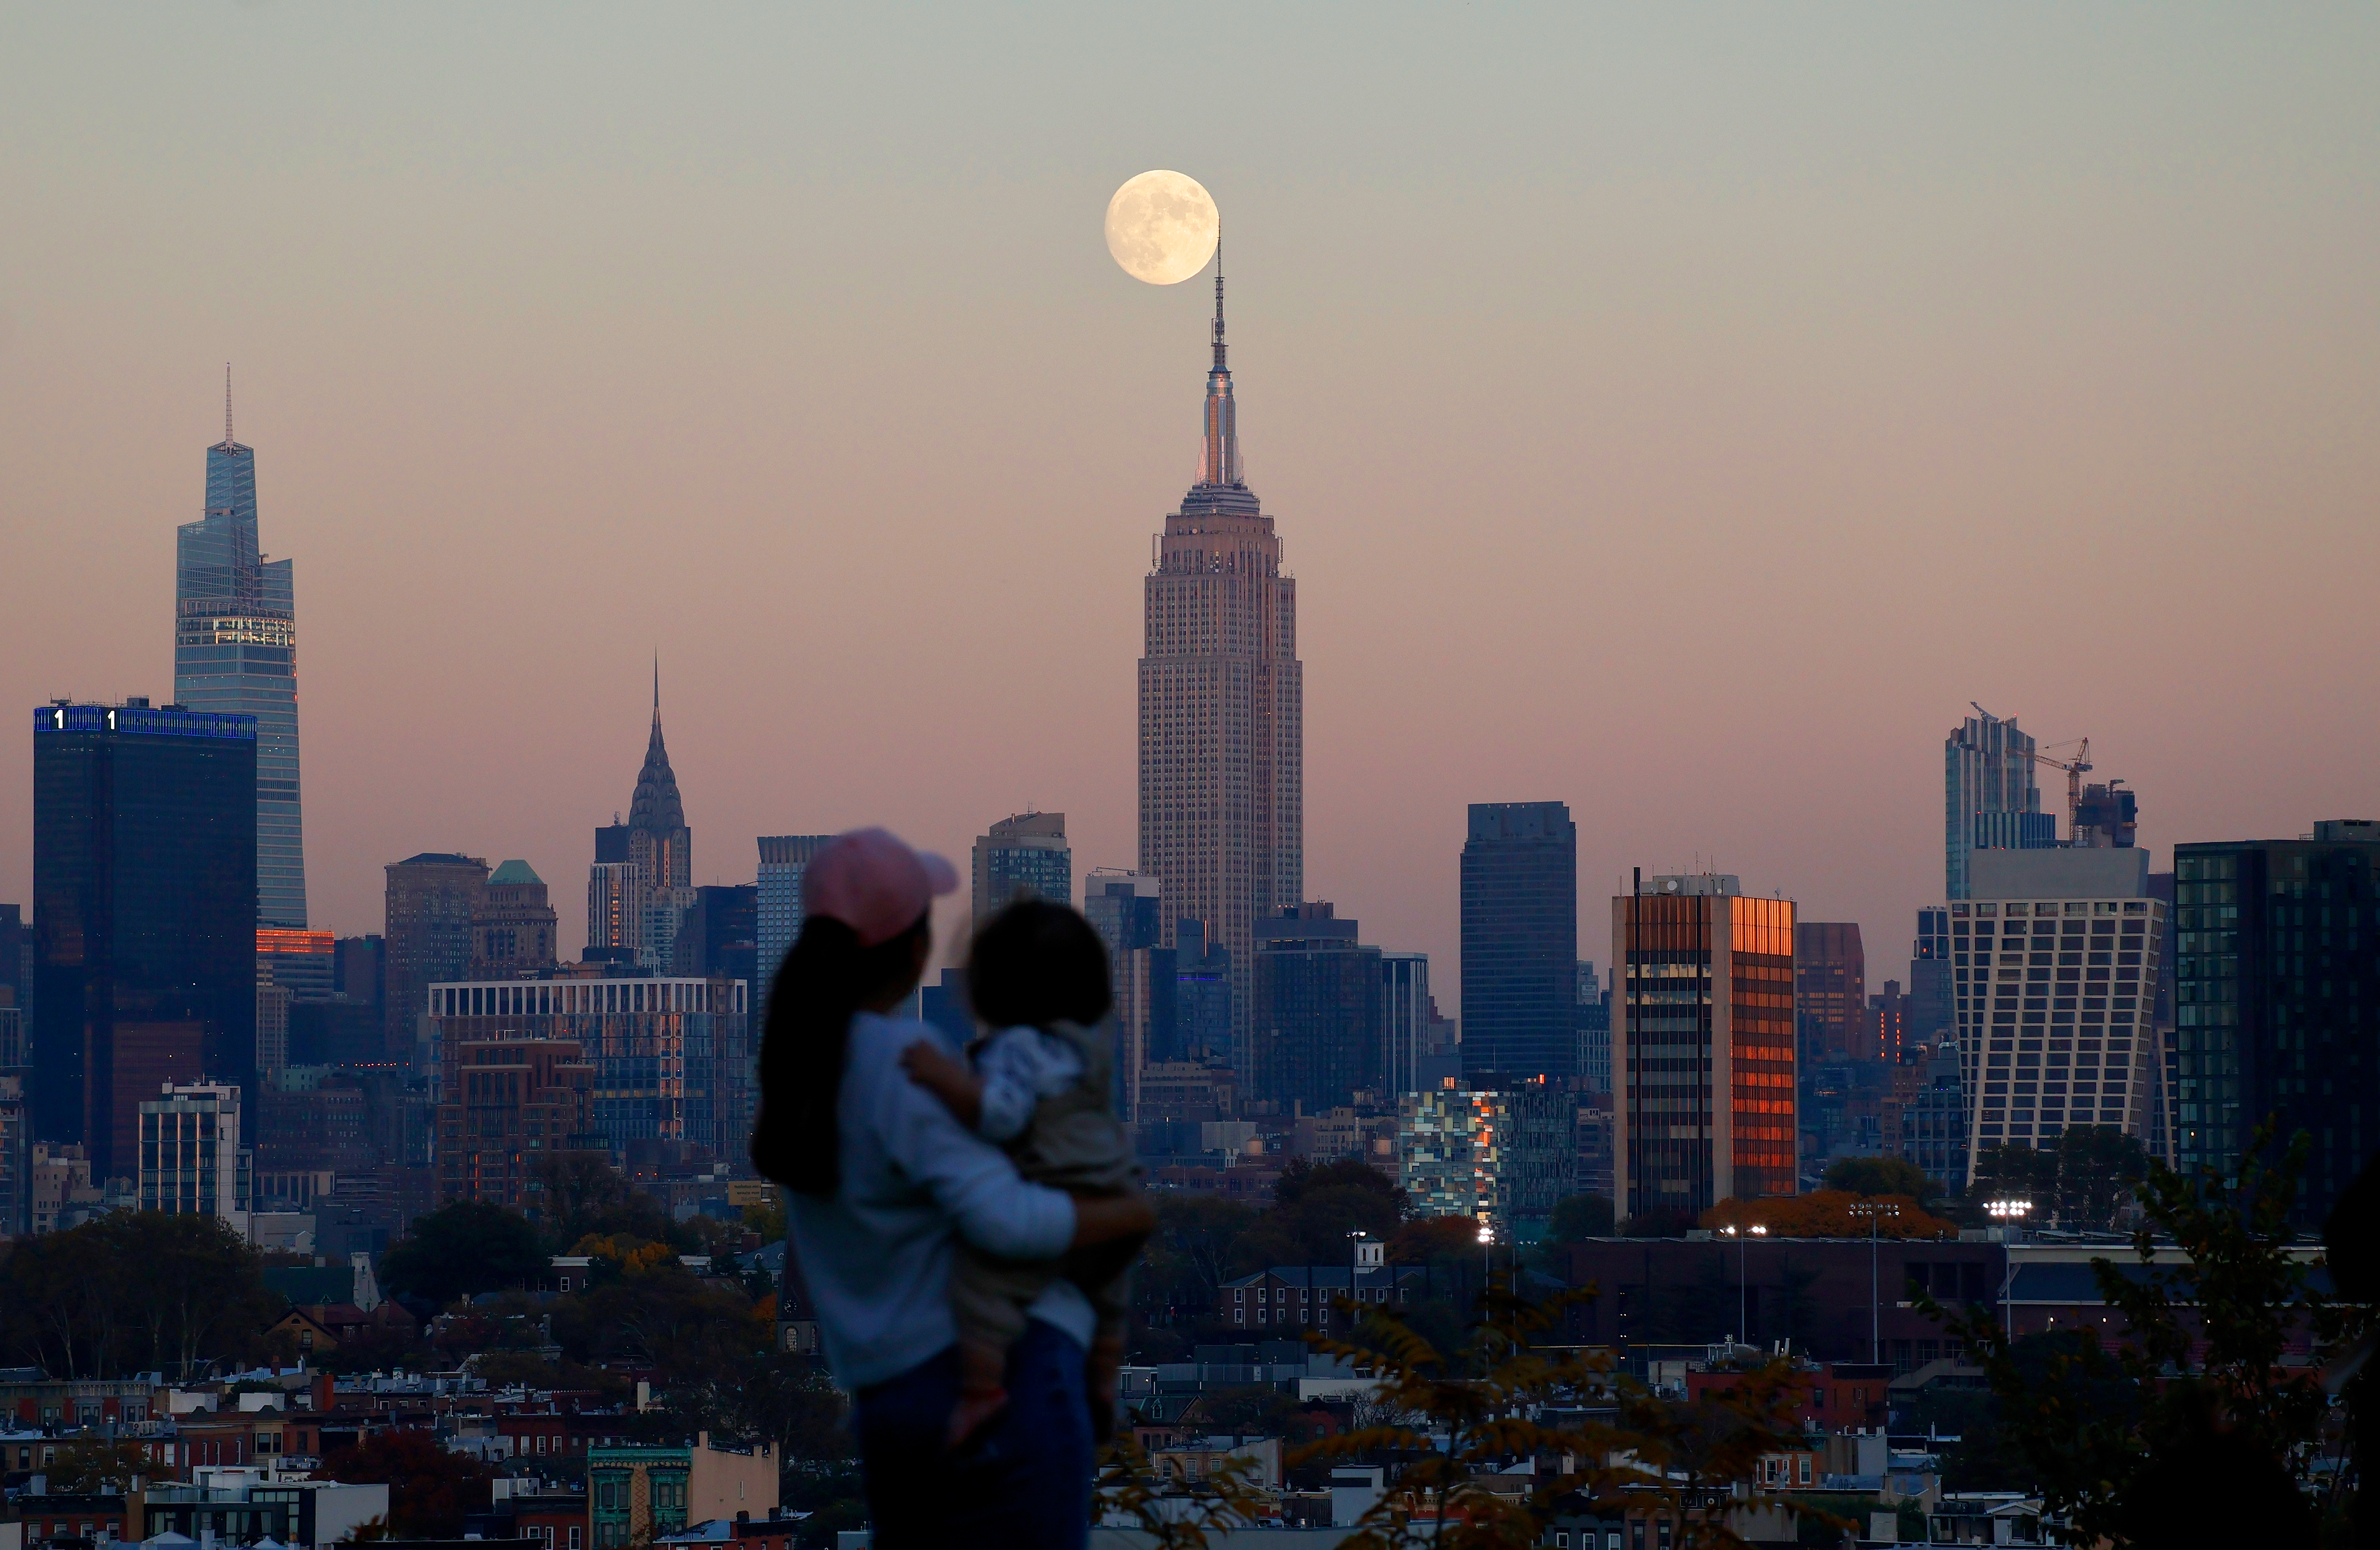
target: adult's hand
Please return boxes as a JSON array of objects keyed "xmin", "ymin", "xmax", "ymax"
[{"xmin": 1069, "ymin": 1189, "xmax": 1155, "ymax": 1249}]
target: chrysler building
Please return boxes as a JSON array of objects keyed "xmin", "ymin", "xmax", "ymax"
[{"xmin": 1138, "ymin": 248, "xmax": 1303, "ymax": 1070}]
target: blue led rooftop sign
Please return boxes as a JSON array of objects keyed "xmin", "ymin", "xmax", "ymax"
[{"xmin": 33, "ymin": 704, "xmax": 259, "ymax": 740}]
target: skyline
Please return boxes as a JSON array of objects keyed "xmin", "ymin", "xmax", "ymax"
[{"xmin": 4, "ymin": 7, "xmax": 2377, "ymax": 1007}]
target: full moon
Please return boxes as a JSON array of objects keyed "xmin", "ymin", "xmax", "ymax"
[{"xmin": 1105, "ymin": 170, "xmax": 1220, "ymax": 285}]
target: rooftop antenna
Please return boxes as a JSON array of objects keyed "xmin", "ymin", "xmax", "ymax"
[
  {"xmin": 1211, "ymin": 221, "xmax": 1230, "ymax": 377},
  {"xmin": 652, "ymin": 652, "xmax": 660, "ymax": 717},
  {"xmin": 223, "ymin": 363, "xmax": 234, "ymax": 447}
]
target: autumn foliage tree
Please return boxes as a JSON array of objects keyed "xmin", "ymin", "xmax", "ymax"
[
  {"xmin": 1703, "ymin": 1190, "xmax": 1955, "ymax": 1240},
  {"xmin": 319, "ymin": 1431, "xmax": 493, "ymax": 1538},
  {"xmin": 1290, "ymin": 1277, "xmax": 1844, "ymax": 1549}
]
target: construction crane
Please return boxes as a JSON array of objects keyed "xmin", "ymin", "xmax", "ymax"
[{"xmin": 2029, "ymin": 737, "xmax": 2092, "ymax": 836}]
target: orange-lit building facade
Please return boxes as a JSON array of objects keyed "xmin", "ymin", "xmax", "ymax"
[{"xmin": 1612, "ymin": 876, "xmax": 1796, "ymax": 1226}]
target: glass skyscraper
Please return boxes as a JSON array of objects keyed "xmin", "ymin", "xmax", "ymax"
[
  {"xmin": 2174, "ymin": 823, "xmax": 2380, "ymax": 1226},
  {"xmin": 1944, "ymin": 707, "xmax": 2053, "ymax": 901},
  {"xmin": 1460, "ymin": 801, "xmax": 1580, "ymax": 1079},
  {"xmin": 32, "ymin": 700, "xmax": 259, "ymax": 1178},
  {"xmin": 176, "ymin": 386, "xmax": 307, "ymax": 926}
]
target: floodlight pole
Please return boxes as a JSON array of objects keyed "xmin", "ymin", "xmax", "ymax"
[
  {"xmin": 1986, "ymin": 1199, "xmax": 2032, "ymax": 1341},
  {"xmin": 1850, "ymin": 1202, "xmax": 1900, "ymax": 1364}
]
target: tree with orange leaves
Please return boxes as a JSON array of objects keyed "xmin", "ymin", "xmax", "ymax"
[{"xmin": 1702, "ymin": 1190, "xmax": 1956, "ymax": 1240}]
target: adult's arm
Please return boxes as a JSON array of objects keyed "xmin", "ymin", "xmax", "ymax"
[
  {"xmin": 883, "ymin": 1055, "xmax": 1077, "ymax": 1261},
  {"xmin": 1071, "ymin": 1191, "xmax": 1155, "ymax": 1248}
]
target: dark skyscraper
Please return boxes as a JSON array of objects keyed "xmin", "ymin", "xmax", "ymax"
[
  {"xmin": 1909, "ymin": 908, "xmax": 1954, "ymax": 1046},
  {"xmin": 2174, "ymin": 821, "xmax": 2380, "ymax": 1226},
  {"xmin": 383, "ymin": 853, "xmax": 488, "ymax": 1067},
  {"xmin": 1173, "ymin": 918, "xmax": 1232, "ymax": 1067},
  {"xmin": 676, "ymin": 884, "xmax": 758, "ymax": 987},
  {"xmin": 1460, "ymin": 802, "xmax": 1579, "ymax": 1079},
  {"xmin": 1251, "ymin": 903, "xmax": 1382, "ymax": 1116},
  {"xmin": 1794, "ymin": 924, "xmax": 1867, "ymax": 1062},
  {"xmin": 176, "ymin": 375, "xmax": 307, "ymax": 927},
  {"xmin": 974, "ymin": 812, "xmax": 1072, "ymax": 921},
  {"xmin": 0, "ymin": 903, "xmax": 30, "ymax": 1024},
  {"xmin": 1139, "ymin": 250, "xmax": 1302, "ymax": 1073},
  {"xmin": 32, "ymin": 700, "xmax": 259, "ymax": 1179}
]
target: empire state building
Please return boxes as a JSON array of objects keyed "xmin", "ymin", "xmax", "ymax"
[{"xmin": 1138, "ymin": 253, "xmax": 1303, "ymax": 1069}]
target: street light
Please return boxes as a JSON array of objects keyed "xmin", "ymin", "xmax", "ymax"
[
  {"xmin": 1346, "ymin": 1231, "xmax": 1369, "ymax": 1331},
  {"xmin": 1477, "ymin": 1220, "xmax": 1495, "ymax": 1297},
  {"xmin": 1986, "ymin": 1199, "xmax": 2033, "ymax": 1340},
  {"xmin": 1720, "ymin": 1223, "xmax": 1769, "ymax": 1348},
  {"xmin": 1847, "ymin": 1202, "xmax": 1901, "ymax": 1364}
]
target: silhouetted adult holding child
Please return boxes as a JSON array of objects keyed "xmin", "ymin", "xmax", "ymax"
[{"xmin": 749, "ymin": 828, "xmax": 1152, "ymax": 1550}]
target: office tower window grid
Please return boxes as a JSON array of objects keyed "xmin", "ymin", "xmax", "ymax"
[
  {"xmin": 1910, "ymin": 908, "xmax": 1955, "ymax": 1046},
  {"xmin": 383, "ymin": 854, "xmax": 490, "ymax": 1069},
  {"xmin": 1794, "ymin": 924, "xmax": 1866, "ymax": 1062},
  {"xmin": 1615, "ymin": 880, "xmax": 1795, "ymax": 1225},
  {"xmin": 425, "ymin": 977, "xmax": 750, "ymax": 1167},
  {"xmin": 2173, "ymin": 833, "xmax": 2380, "ymax": 1224},
  {"xmin": 756, "ymin": 836, "xmax": 834, "ymax": 997},
  {"xmin": 1953, "ymin": 897, "xmax": 2167, "ymax": 1175},
  {"xmin": 974, "ymin": 814, "xmax": 1073, "ymax": 922},
  {"xmin": 139, "ymin": 1082, "xmax": 248, "ymax": 1221}
]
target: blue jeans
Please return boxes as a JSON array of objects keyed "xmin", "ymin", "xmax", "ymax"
[{"xmin": 853, "ymin": 1319, "xmax": 1092, "ymax": 1550}]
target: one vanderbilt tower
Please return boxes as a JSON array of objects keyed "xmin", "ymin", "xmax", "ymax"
[
  {"xmin": 1138, "ymin": 248, "xmax": 1303, "ymax": 1070},
  {"xmin": 177, "ymin": 371, "xmax": 308, "ymax": 927}
]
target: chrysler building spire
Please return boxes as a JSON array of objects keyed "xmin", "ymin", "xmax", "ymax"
[{"xmin": 1197, "ymin": 232, "xmax": 1241, "ymax": 488}]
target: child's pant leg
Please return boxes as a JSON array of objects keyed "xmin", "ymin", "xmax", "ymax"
[{"xmin": 952, "ymin": 1243, "xmax": 1053, "ymax": 1355}]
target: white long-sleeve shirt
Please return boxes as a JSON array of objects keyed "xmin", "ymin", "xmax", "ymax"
[
  {"xmin": 974, "ymin": 1025, "xmax": 1088, "ymax": 1144},
  {"xmin": 784, "ymin": 1012, "xmax": 1090, "ymax": 1389}
]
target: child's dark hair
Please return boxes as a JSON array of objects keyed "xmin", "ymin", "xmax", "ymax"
[
  {"xmin": 752, "ymin": 912, "xmax": 930, "ymax": 1197},
  {"xmin": 968, "ymin": 899, "xmax": 1111, "ymax": 1029}
]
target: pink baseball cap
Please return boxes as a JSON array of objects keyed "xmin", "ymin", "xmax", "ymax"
[{"xmin": 804, "ymin": 827, "xmax": 959, "ymax": 947}]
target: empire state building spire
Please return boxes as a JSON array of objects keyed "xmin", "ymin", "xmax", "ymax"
[
  {"xmin": 1197, "ymin": 234, "xmax": 1242, "ymax": 488},
  {"xmin": 1143, "ymin": 226, "xmax": 1301, "ymax": 1069}
]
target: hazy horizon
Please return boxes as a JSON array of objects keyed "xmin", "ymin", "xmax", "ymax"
[{"xmin": 4, "ymin": 5, "xmax": 2376, "ymax": 1005}]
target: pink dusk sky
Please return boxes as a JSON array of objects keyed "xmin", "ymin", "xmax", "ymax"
[{"xmin": 2, "ymin": 6, "xmax": 2375, "ymax": 1001}]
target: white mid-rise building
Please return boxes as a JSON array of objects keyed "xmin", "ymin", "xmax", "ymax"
[
  {"xmin": 1952, "ymin": 883, "xmax": 2169, "ymax": 1175},
  {"xmin": 139, "ymin": 1081, "xmax": 249, "ymax": 1232}
]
